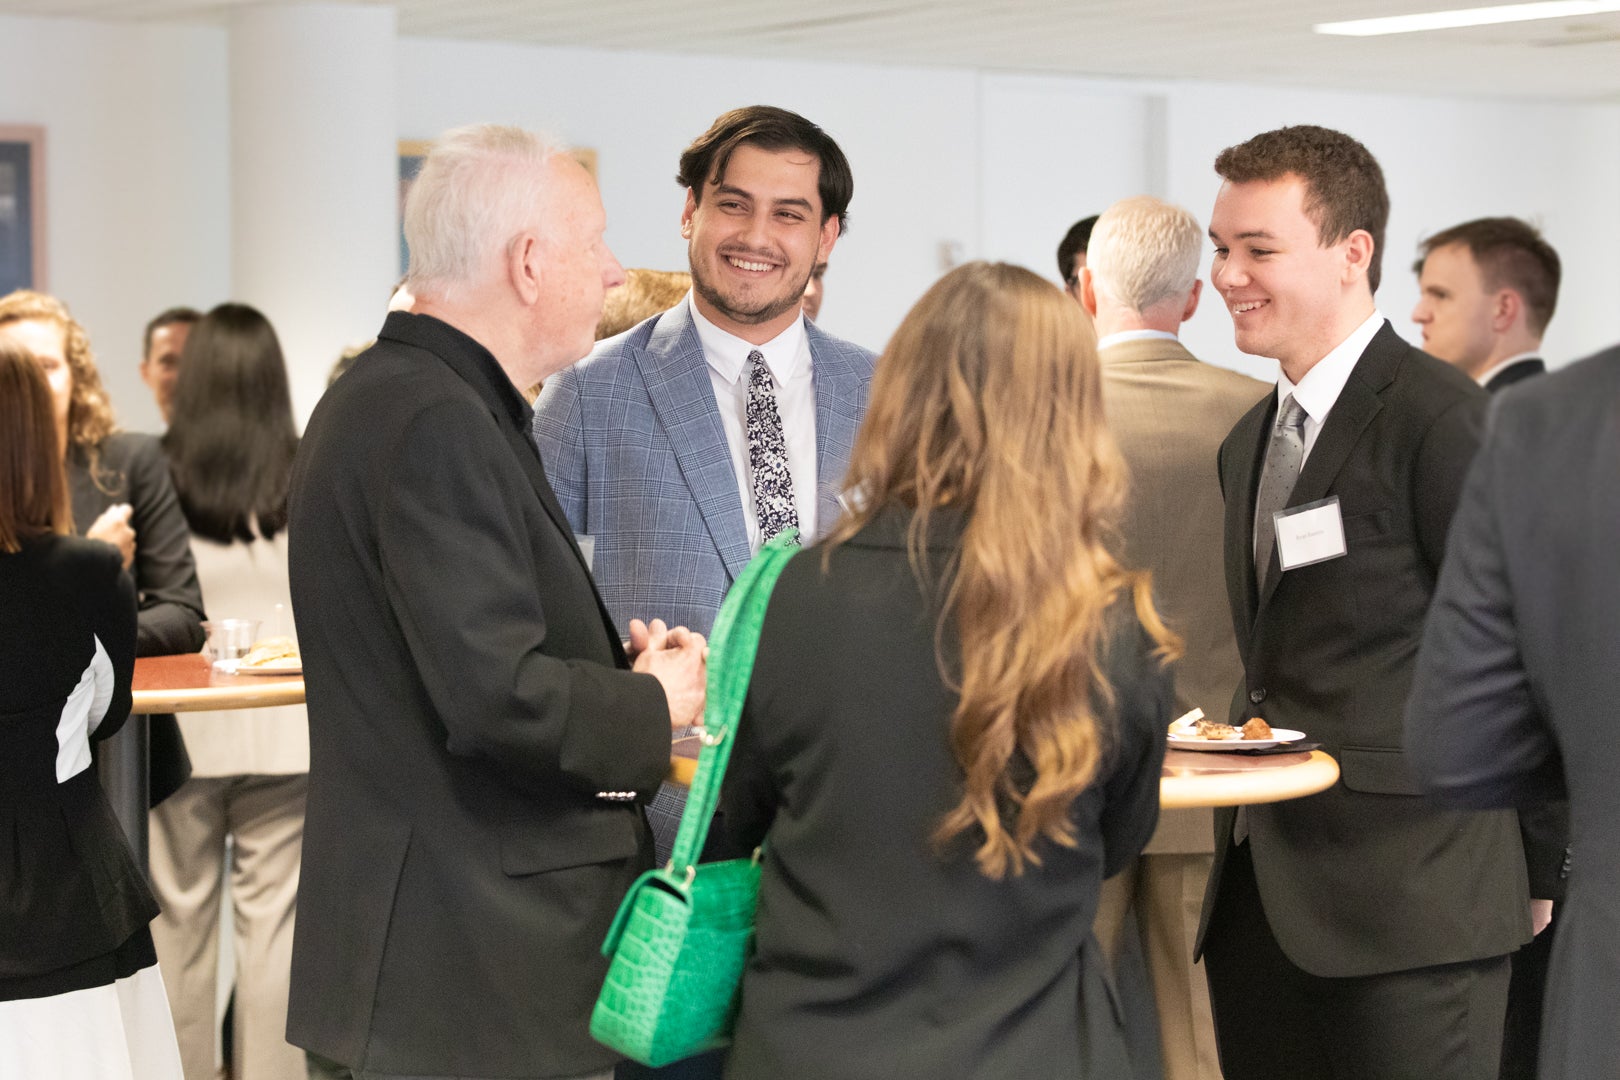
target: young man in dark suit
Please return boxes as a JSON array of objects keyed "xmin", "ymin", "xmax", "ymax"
[
  {"xmin": 1198, "ymin": 125, "xmax": 1528, "ymax": 1080},
  {"xmin": 286, "ymin": 124, "xmax": 708, "ymax": 1080},
  {"xmin": 1412, "ymin": 216, "xmax": 1561, "ymax": 394},
  {"xmin": 1406, "ymin": 344, "xmax": 1620, "ymax": 1080}
]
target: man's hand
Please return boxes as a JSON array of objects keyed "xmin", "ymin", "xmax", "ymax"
[
  {"xmin": 1531, "ymin": 898, "xmax": 1554, "ymax": 936},
  {"xmin": 87, "ymin": 503, "xmax": 136, "ymax": 569},
  {"xmin": 632, "ymin": 619, "xmax": 708, "ymax": 729}
]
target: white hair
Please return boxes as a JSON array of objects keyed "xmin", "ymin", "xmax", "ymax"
[
  {"xmin": 403, "ymin": 124, "xmax": 564, "ymax": 300},
  {"xmin": 1086, "ymin": 196, "xmax": 1203, "ymax": 314}
]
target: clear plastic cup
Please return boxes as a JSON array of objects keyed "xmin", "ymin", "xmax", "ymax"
[{"xmin": 203, "ymin": 619, "xmax": 261, "ymax": 673}]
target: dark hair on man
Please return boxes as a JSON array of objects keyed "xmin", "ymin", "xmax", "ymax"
[
  {"xmin": 0, "ymin": 340, "xmax": 71, "ymax": 552},
  {"xmin": 1056, "ymin": 216, "xmax": 1099, "ymax": 284},
  {"xmin": 163, "ymin": 303, "xmax": 298, "ymax": 544},
  {"xmin": 1414, "ymin": 217, "xmax": 1561, "ymax": 336},
  {"xmin": 143, "ymin": 306, "xmax": 202, "ymax": 359},
  {"xmin": 677, "ymin": 106, "xmax": 854, "ymax": 233},
  {"xmin": 1215, "ymin": 125, "xmax": 1390, "ymax": 293}
]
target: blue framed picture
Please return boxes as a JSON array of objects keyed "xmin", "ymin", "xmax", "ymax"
[{"xmin": 0, "ymin": 126, "xmax": 45, "ymax": 295}]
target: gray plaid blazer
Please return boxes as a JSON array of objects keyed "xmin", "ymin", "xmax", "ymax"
[{"xmin": 534, "ymin": 301, "xmax": 875, "ymax": 862}]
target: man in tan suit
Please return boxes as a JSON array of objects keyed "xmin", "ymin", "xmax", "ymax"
[{"xmin": 1082, "ymin": 196, "xmax": 1266, "ymax": 1080}]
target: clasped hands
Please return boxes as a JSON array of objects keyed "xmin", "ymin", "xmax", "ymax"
[{"xmin": 628, "ymin": 618, "xmax": 707, "ymax": 730}]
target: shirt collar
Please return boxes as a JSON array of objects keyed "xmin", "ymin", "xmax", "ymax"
[
  {"xmin": 1097, "ymin": 328, "xmax": 1179, "ymax": 350},
  {"xmin": 1474, "ymin": 351, "xmax": 1541, "ymax": 387},
  {"xmin": 1277, "ymin": 310, "xmax": 1384, "ymax": 425},
  {"xmin": 688, "ymin": 293, "xmax": 809, "ymax": 386}
]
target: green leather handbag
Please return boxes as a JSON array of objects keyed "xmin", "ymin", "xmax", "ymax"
[{"xmin": 590, "ymin": 532, "xmax": 799, "ymax": 1067}]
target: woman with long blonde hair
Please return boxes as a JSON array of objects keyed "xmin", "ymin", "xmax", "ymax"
[{"xmin": 719, "ymin": 262, "xmax": 1177, "ymax": 1079}]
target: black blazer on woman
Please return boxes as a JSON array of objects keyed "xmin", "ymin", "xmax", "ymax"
[
  {"xmin": 69, "ymin": 431, "xmax": 207, "ymax": 805},
  {"xmin": 720, "ymin": 509, "xmax": 1170, "ymax": 1080},
  {"xmin": 0, "ymin": 535, "xmax": 156, "ymax": 987}
]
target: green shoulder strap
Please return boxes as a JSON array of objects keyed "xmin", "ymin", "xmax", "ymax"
[{"xmin": 666, "ymin": 531, "xmax": 800, "ymax": 873}]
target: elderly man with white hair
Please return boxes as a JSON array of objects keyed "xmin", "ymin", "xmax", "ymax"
[
  {"xmin": 284, "ymin": 124, "xmax": 708, "ymax": 1080},
  {"xmin": 1081, "ymin": 195, "xmax": 1267, "ymax": 1080}
]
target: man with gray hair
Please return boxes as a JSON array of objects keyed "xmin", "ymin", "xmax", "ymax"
[
  {"xmin": 1081, "ymin": 195, "xmax": 1266, "ymax": 1080},
  {"xmin": 286, "ymin": 124, "xmax": 708, "ymax": 1080}
]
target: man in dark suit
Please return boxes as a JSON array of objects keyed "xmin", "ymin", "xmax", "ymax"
[
  {"xmin": 1412, "ymin": 216, "xmax": 1561, "ymax": 394},
  {"xmin": 1406, "ymin": 345, "xmax": 1620, "ymax": 1080},
  {"xmin": 286, "ymin": 124, "xmax": 708, "ymax": 1080},
  {"xmin": 1081, "ymin": 195, "xmax": 1266, "ymax": 1080},
  {"xmin": 1198, "ymin": 125, "xmax": 1529, "ymax": 1080},
  {"xmin": 1413, "ymin": 214, "xmax": 1566, "ymax": 1080}
]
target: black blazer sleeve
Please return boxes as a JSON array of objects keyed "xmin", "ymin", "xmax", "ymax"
[
  {"xmin": 378, "ymin": 398, "xmax": 670, "ymax": 797},
  {"xmin": 120, "ymin": 435, "xmax": 207, "ymax": 657},
  {"xmin": 1099, "ymin": 615, "xmax": 1170, "ymax": 879}
]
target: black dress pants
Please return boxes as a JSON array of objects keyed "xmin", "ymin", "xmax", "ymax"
[{"xmin": 1204, "ymin": 842, "xmax": 1510, "ymax": 1080}]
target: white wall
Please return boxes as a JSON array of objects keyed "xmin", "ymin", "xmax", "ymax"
[
  {"xmin": 2, "ymin": 12, "xmax": 1617, "ymax": 436},
  {"xmin": 0, "ymin": 13, "xmax": 230, "ymax": 434}
]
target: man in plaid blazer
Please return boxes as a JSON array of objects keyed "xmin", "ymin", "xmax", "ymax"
[{"xmin": 533, "ymin": 106, "xmax": 874, "ymax": 885}]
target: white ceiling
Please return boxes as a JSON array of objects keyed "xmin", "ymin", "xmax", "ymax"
[{"xmin": 5, "ymin": 0, "xmax": 1620, "ymax": 101}]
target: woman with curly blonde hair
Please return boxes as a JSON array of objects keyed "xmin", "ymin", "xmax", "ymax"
[
  {"xmin": 0, "ymin": 290, "xmax": 205, "ymax": 809},
  {"xmin": 720, "ymin": 261, "xmax": 1178, "ymax": 1079}
]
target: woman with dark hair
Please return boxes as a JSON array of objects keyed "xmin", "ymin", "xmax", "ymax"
[
  {"xmin": 0, "ymin": 289, "xmax": 205, "ymax": 810},
  {"xmin": 719, "ymin": 262, "xmax": 1178, "ymax": 1079},
  {"xmin": 152, "ymin": 302, "xmax": 309, "ymax": 1080},
  {"xmin": 0, "ymin": 342, "xmax": 184, "ymax": 1078}
]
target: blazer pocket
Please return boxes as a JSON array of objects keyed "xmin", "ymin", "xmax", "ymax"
[
  {"xmin": 1341, "ymin": 509, "xmax": 1392, "ymax": 543},
  {"xmin": 500, "ymin": 809, "xmax": 641, "ymax": 876},
  {"xmin": 1339, "ymin": 745, "xmax": 1424, "ymax": 797}
]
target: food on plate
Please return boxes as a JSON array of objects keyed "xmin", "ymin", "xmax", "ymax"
[
  {"xmin": 1167, "ymin": 710, "xmax": 1283, "ymax": 743},
  {"xmin": 241, "ymin": 635, "xmax": 299, "ymax": 669}
]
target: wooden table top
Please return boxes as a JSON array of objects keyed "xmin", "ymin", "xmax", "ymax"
[
  {"xmin": 667, "ymin": 738, "xmax": 1338, "ymax": 809},
  {"xmin": 132, "ymin": 654, "xmax": 306, "ymax": 714}
]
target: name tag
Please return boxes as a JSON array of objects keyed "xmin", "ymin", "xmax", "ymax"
[{"xmin": 1274, "ymin": 496, "xmax": 1348, "ymax": 571}]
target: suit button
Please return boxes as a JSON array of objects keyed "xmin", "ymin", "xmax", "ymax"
[
  {"xmin": 1249, "ymin": 689, "xmax": 1267, "ymax": 704},
  {"xmin": 1561, "ymin": 849, "xmax": 1573, "ymax": 878}
]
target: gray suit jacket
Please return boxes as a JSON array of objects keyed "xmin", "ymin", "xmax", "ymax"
[
  {"xmin": 1406, "ymin": 346, "xmax": 1620, "ymax": 1080},
  {"xmin": 534, "ymin": 301, "xmax": 875, "ymax": 637},
  {"xmin": 1101, "ymin": 336, "xmax": 1267, "ymax": 854}
]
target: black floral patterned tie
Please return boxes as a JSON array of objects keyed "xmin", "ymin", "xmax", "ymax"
[{"xmin": 746, "ymin": 350, "xmax": 800, "ymax": 546}]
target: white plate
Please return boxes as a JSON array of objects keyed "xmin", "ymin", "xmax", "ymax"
[
  {"xmin": 1167, "ymin": 728, "xmax": 1305, "ymax": 752},
  {"xmin": 236, "ymin": 659, "xmax": 302, "ymax": 676}
]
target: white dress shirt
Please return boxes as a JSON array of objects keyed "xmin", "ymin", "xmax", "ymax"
[
  {"xmin": 689, "ymin": 295, "xmax": 819, "ymax": 552},
  {"xmin": 1097, "ymin": 328, "xmax": 1179, "ymax": 351},
  {"xmin": 1276, "ymin": 310, "xmax": 1385, "ymax": 465}
]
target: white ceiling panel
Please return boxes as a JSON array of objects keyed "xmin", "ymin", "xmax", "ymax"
[{"xmin": 3, "ymin": 0, "xmax": 1617, "ymax": 100}]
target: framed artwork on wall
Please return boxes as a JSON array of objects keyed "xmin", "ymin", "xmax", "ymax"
[
  {"xmin": 397, "ymin": 139, "xmax": 598, "ymax": 276},
  {"xmin": 0, "ymin": 125, "xmax": 46, "ymax": 295}
]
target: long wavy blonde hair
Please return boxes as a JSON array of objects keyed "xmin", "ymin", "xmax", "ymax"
[
  {"xmin": 826, "ymin": 262, "xmax": 1178, "ymax": 879},
  {"xmin": 0, "ymin": 290, "xmax": 120, "ymax": 457}
]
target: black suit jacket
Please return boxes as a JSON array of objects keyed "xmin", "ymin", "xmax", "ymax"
[
  {"xmin": 719, "ymin": 508, "xmax": 1169, "ymax": 1080},
  {"xmin": 1406, "ymin": 347, "xmax": 1620, "ymax": 1080},
  {"xmin": 1202, "ymin": 322, "xmax": 1528, "ymax": 978},
  {"xmin": 70, "ymin": 432, "xmax": 205, "ymax": 804},
  {"xmin": 1482, "ymin": 356, "xmax": 1545, "ymax": 394},
  {"xmin": 0, "ymin": 536, "xmax": 155, "ymax": 982},
  {"xmin": 285, "ymin": 313, "xmax": 672, "ymax": 1078}
]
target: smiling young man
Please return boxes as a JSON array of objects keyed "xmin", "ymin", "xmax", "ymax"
[
  {"xmin": 535, "ymin": 106, "xmax": 873, "ymax": 643},
  {"xmin": 532, "ymin": 112, "xmax": 875, "ymax": 1003},
  {"xmin": 1197, "ymin": 126, "xmax": 1528, "ymax": 1080}
]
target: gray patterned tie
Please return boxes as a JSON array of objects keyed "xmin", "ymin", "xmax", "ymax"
[
  {"xmin": 1252, "ymin": 394, "xmax": 1309, "ymax": 581},
  {"xmin": 746, "ymin": 350, "xmax": 800, "ymax": 546}
]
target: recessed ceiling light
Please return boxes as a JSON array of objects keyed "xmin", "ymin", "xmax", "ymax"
[{"xmin": 1315, "ymin": 0, "xmax": 1620, "ymax": 36}]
